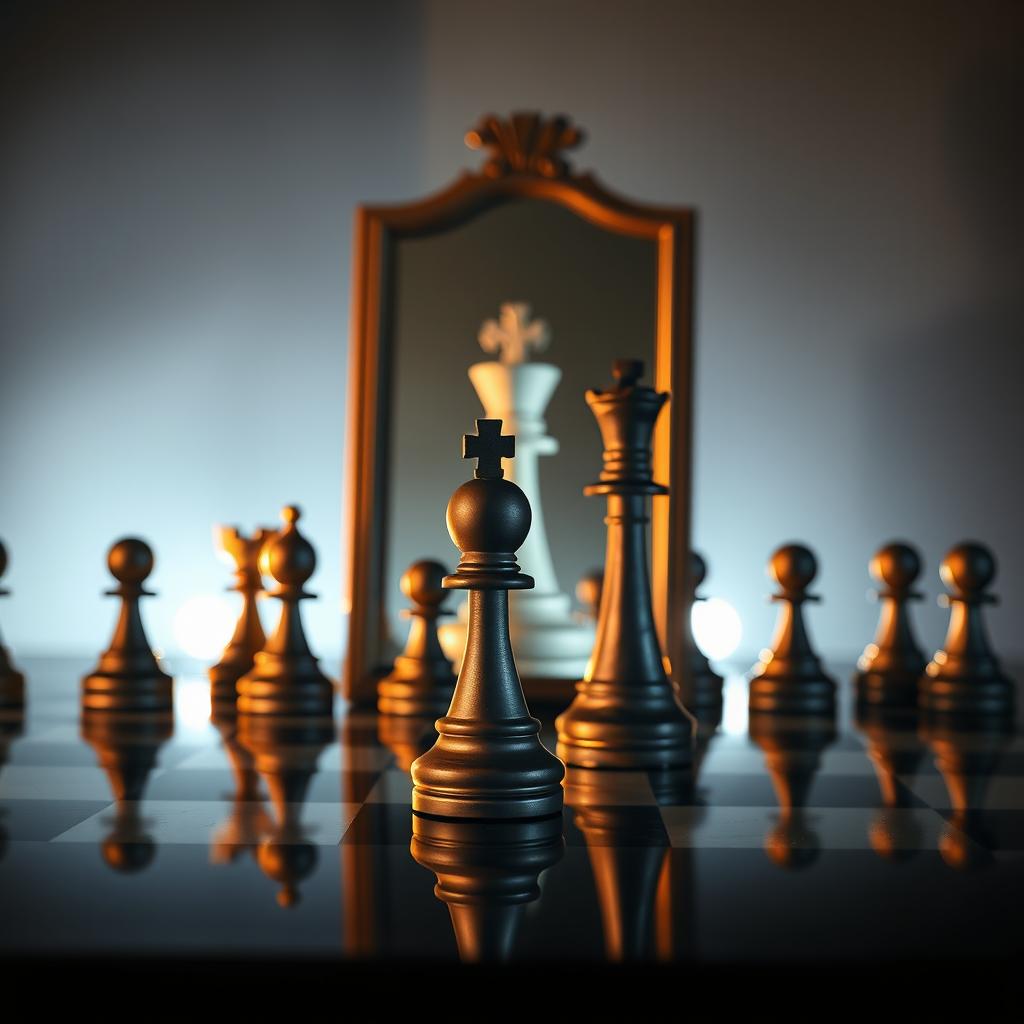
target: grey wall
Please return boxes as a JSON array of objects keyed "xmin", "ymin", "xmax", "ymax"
[{"xmin": 1, "ymin": 0, "xmax": 1021, "ymax": 665}]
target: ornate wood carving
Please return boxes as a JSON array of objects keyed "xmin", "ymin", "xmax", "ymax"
[{"xmin": 465, "ymin": 112, "xmax": 584, "ymax": 179}]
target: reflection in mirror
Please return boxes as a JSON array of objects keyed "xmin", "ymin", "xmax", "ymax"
[{"xmin": 388, "ymin": 199, "xmax": 657, "ymax": 687}]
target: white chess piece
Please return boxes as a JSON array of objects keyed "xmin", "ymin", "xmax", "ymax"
[{"xmin": 440, "ymin": 303, "xmax": 595, "ymax": 679}]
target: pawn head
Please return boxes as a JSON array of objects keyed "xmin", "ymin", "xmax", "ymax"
[
  {"xmin": 690, "ymin": 550, "xmax": 708, "ymax": 590},
  {"xmin": 940, "ymin": 541, "xmax": 996, "ymax": 596},
  {"xmin": 769, "ymin": 543, "xmax": 817, "ymax": 592},
  {"xmin": 870, "ymin": 541, "xmax": 922, "ymax": 591},
  {"xmin": 263, "ymin": 505, "xmax": 316, "ymax": 588},
  {"xmin": 401, "ymin": 559, "xmax": 449, "ymax": 608},
  {"xmin": 446, "ymin": 477, "xmax": 531, "ymax": 555},
  {"xmin": 108, "ymin": 538, "xmax": 154, "ymax": 585}
]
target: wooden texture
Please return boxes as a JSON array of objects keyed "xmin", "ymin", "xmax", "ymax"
[{"xmin": 343, "ymin": 112, "xmax": 694, "ymax": 705}]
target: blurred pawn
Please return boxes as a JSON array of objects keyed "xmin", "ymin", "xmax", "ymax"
[
  {"xmin": 920, "ymin": 542, "xmax": 1013, "ymax": 715},
  {"xmin": 209, "ymin": 525, "xmax": 275, "ymax": 709},
  {"xmin": 0, "ymin": 540, "xmax": 25, "ymax": 709},
  {"xmin": 683, "ymin": 551, "xmax": 724, "ymax": 711},
  {"xmin": 575, "ymin": 568, "xmax": 603, "ymax": 623},
  {"xmin": 748, "ymin": 544, "xmax": 836, "ymax": 714},
  {"xmin": 378, "ymin": 559, "xmax": 457, "ymax": 717},
  {"xmin": 237, "ymin": 506, "xmax": 334, "ymax": 717},
  {"xmin": 854, "ymin": 542, "xmax": 926, "ymax": 707},
  {"xmin": 82, "ymin": 538, "xmax": 173, "ymax": 713}
]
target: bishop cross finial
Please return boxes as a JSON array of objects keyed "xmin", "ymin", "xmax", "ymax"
[
  {"xmin": 463, "ymin": 419, "xmax": 515, "ymax": 479},
  {"xmin": 478, "ymin": 302, "xmax": 550, "ymax": 365}
]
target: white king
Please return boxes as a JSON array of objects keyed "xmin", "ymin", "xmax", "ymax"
[{"xmin": 443, "ymin": 302, "xmax": 595, "ymax": 679}]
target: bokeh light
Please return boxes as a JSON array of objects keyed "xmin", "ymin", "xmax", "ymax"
[
  {"xmin": 690, "ymin": 596, "xmax": 742, "ymax": 661},
  {"xmin": 172, "ymin": 594, "xmax": 236, "ymax": 660}
]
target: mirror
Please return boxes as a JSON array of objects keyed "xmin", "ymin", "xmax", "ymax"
[{"xmin": 344, "ymin": 113, "xmax": 694, "ymax": 705}]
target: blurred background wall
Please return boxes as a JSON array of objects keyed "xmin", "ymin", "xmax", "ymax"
[{"xmin": 1, "ymin": 0, "xmax": 1021, "ymax": 668}]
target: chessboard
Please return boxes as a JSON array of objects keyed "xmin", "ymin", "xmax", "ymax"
[{"xmin": 2, "ymin": 657, "xmax": 1022, "ymax": 971}]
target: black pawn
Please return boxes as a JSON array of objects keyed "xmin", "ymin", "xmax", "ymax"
[
  {"xmin": 209, "ymin": 526, "xmax": 274, "ymax": 707},
  {"xmin": 556, "ymin": 360, "xmax": 693, "ymax": 769},
  {"xmin": 378, "ymin": 559, "xmax": 457, "ymax": 717},
  {"xmin": 410, "ymin": 815, "xmax": 564, "ymax": 962},
  {"xmin": 854, "ymin": 542, "xmax": 926, "ymax": 707},
  {"xmin": 748, "ymin": 544, "xmax": 836, "ymax": 714},
  {"xmin": 411, "ymin": 418, "xmax": 564, "ymax": 820},
  {"xmin": 683, "ymin": 551, "xmax": 724, "ymax": 711},
  {"xmin": 920, "ymin": 542, "xmax": 1013, "ymax": 714},
  {"xmin": 82, "ymin": 538, "xmax": 173, "ymax": 713},
  {"xmin": 237, "ymin": 506, "xmax": 334, "ymax": 717},
  {"xmin": 0, "ymin": 541, "xmax": 25, "ymax": 709}
]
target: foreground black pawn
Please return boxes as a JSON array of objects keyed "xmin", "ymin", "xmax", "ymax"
[
  {"xmin": 920, "ymin": 542, "xmax": 1013, "ymax": 714},
  {"xmin": 556, "ymin": 361, "xmax": 692, "ymax": 768},
  {"xmin": 411, "ymin": 815, "xmax": 564, "ymax": 962},
  {"xmin": 237, "ymin": 506, "xmax": 334, "ymax": 717},
  {"xmin": 683, "ymin": 551, "xmax": 725, "ymax": 711},
  {"xmin": 748, "ymin": 544, "xmax": 836, "ymax": 714},
  {"xmin": 378, "ymin": 559, "xmax": 457, "ymax": 717},
  {"xmin": 209, "ymin": 526, "xmax": 274, "ymax": 707},
  {"xmin": 82, "ymin": 539, "xmax": 173, "ymax": 712},
  {"xmin": 411, "ymin": 419, "xmax": 564, "ymax": 820},
  {"xmin": 854, "ymin": 542, "xmax": 926, "ymax": 707},
  {"xmin": 0, "ymin": 541, "xmax": 25, "ymax": 709}
]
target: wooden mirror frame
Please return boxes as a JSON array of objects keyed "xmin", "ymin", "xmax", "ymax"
[{"xmin": 342, "ymin": 112, "xmax": 695, "ymax": 705}]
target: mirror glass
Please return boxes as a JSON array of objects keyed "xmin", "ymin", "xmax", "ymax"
[{"xmin": 386, "ymin": 198, "xmax": 657, "ymax": 643}]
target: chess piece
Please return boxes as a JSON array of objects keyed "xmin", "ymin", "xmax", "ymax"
[
  {"xmin": 683, "ymin": 551, "xmax": 725, "ymax": 711},
  {"xmin": 564, "ymin": 765, "xmax": 686, "ymax": 960},
  {"xmin": 556, "ymin": 360, "xmax": 693, "ymax": 769},
  {"xmin": 749, "ymin": 712, "xmax": 836, "ymax": 869},
  {"xmin": 411, "ymin": 815, "xmax": 564, "ymax": 962},
  {"xmin": 748, "ymin": 544, "xmax": 836, "ymax": 714},
  {"xmin": 443, "ymin": 303, "xmax": 595, "ymax": 681},
  {"xmin": 854, "ymin": 542, "xmax": 926, "ymax": 707},
  {"xmin": 575, "ymin": 569, "xmax": 603, "ymax": 623},
  {"xmin": 209, "ymin": 525, "xmax": 274, "ymax": 707},
  {"xmin": 854, "ymin": 705, "xmax": 926, "ymax": 861},
  {"xmin": 82, "ymin": 538, "xmax": 173, "ymax": 713},
  {"xmin": 920, "ymin": 542, "xmax": 1013, "ymax": 714},
  {"xmin": 922, "ymin": 710, "xmax": 1012, "ymax": 870},
  {"xmin": 81, "ymin": 709, "xmax": 173, "ymax": 872},
  {"xmin": 0, "ymin": 541, "xmax": 25, "ymax": 709},
  {"xmin": 237, "ymin": 506, "xmax": 334, "ymax": 717},
  {"xmin": 377, "ymin": 714, "xmax": 437, "ymax": 772},
  {"xmin": 238, "ymin": 714, "xmax": 334, "ymax": 906},
  {"xmin": 411, "ymin": 419, "xmax": 565, "ymax": 819},
  {"xmin": 378, "ymin": 559, "xmax": 457, "ymax": 717}
]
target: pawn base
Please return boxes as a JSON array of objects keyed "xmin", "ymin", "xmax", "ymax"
[
  {"xmin": 377, "ymin": 658, "xmax": 455, "ymax": 718},
  {"xmin": 919, "ymin": 672, "xmax": 1014, "ymax": 715},
  {"xmin": 854, "ymin": 669, "xmax": 919, "ymax": 708},
  {"xmin": 679, "ymin": 664, "xmax": 725, "ymax": 712},
  {"xmin": 748, "ymin": 673, "xmax": 836, "ymax": 715},
  {"xmin": 411, "ymin": 717, "xmax": 564, "ymax": 820},
  {"xmin": 237, "ymin": 652, "xmax": 334, "ymax": 717},
  {"xmin": 81, "ymin": 668, "xmax": 173, "ymax": 713},
  {"xmin": 556, "ymin": 681, "xmax": 694, "ymax": 769}
]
